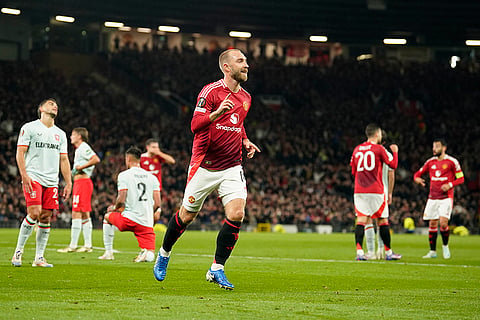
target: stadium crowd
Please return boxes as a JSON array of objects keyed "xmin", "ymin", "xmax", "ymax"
[{"xmin": 0, "ymin": 45, "xmax": 479, "ymax": 234}]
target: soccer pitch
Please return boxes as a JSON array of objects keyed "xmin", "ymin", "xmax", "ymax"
[{"xmin": 1, "ymin": 229, "xmax": 479, "ymax": 319}]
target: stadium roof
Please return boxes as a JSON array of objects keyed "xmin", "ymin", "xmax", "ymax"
[{"xmin": 4, "ymin": 0, "xmax": 480, "ymax": 46}]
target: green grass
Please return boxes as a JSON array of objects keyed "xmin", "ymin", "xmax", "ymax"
[{"xmin": 1, "ymin": 229, "xmax": 479, "ymax": 319}]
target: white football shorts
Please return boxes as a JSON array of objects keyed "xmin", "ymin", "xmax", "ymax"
[
  {"xmin": 182, "ymin": 165, "xmax": 247, "ymax": 212},
  {"xmin": 423, "ymin": 198, "xmax": 453, "ymax": 220},
  {"xmin": 354, "ymin": 193, "xmax": 387, "ymax": 218}
]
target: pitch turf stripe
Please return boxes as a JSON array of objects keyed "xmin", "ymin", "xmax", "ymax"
[
  {"xmin": 6, "ymin": 242, "xmax": 478, "ymax": 269},
  {"xmin": 174, "ymin": 253, "xmax": 480, "ymax": 269}
]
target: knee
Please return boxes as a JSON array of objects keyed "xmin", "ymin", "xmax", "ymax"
[
  {"xmin": 227, "ymin": 209, "xmax": 245, "ymax": 222},
  {"xmin": 179, "ymin": 207, "xmax": 197, "ymax": 225}
]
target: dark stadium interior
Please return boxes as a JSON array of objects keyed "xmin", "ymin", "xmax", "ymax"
[
  {"xmin": 0, "ymin": 1, "xmax": 479, "ymax": 234},
  {"xmin": 5, "ymin": 0, "xmax": 480, "ymax": 44}
]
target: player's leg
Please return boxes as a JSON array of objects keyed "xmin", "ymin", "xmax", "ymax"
[
  {"xmin": 422, "ymin": 199, "xmax": 438, "ymax": 258},
  {"xmin": 205, "ymin": 198, "xmax": 244, "ymax": 290},
  {"xmin": 12, "ymin": 182, "xmax": 44, "ymax": 266},
  {"xmin": 33, "ymin": 208, "xmax": 54, "ymax": 267},
  {"xmin": 12, "ymin": 205, "xmax": 41, "ymax": 267},
  {"xmin": 355, "ymin": 215, "xmax": 368, "ymax": 260},
  {"xmin": 58, "ymin": 210, "xmax": 82, "ymax": 253},
  {"xmin": 439, "ymin": 199, "xmax": 453, "ymax": 259},
  {"xmin": 98, "ymin": 212, "xmax": 116, "ymax": 260},
  {"xmin": 78, "ymin": 211, "xmax": 93, "ymax": 252},
  {"xmin": 424, "ymin": 219, "xmax": 439, "ymax": 258},
  {"xmin": 155, "ymin": 167, "xmax": 216, "ymax": 281},
  {"xmin": 78, "ymin": 180, "xmax": 94, "ymax": 251},
  {"xmin": 132, "ymin": 224, "xmax": 155, "ymax": 262},
  {"xmin": 377, "ymin": 218, "xmax": 401, "ymax": 260},
  {"xmin": 376, "ymin": 224, "xmax": 385, "ymax": 260},
  {"xmin": 439, "ymin": 216, "xmax": 450, "ymax": 259},
  {"xmin": 154, "ymin": 206, "xmax": 197, "ymax": 281},
  {"xmin": 205, "ymin": 166, "xmax": 247, "ymax": 290},
  {"xmin": 364, "ymin": 217, "xmax": 376, "ymax": 259}
]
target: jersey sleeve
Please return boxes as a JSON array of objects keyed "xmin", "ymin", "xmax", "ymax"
[
  {"xmin": 378, "ymin": 145, "xmax": 397, "ymax": 169},
  {"xmin": 60, "ymin": 131, "xmax": 68, "ymax": 154},
  {"xmin": 117, "ymin": 172, "xmax": 128, "ymax": 191},
  {"xmin": 413, "ymin": 160, "xmax": 429, "ymax": 180},
  {"xmin": 191, "ymin": 89, "xmax": 215, "ymax": 133},
  {"xmin": 350, "ymin": 150, "xmax": 357, "ymax": 176},
  {"xmin": 84, "ymin": 144, "xmax": 95, "ymax": 159},
  {"xmin": 452, "ymin": 158, "xmax": 465, "ymax": 186},
  {"xmin": 17, "ymin": 123, "xmax": 31, "ymax": 147},
  {"xmin": 152, "ymin": 176, "xmax": 160, "ymax": 192}
]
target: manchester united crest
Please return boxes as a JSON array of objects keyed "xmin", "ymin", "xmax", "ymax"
[
  {"xmin": 243, "ymin": 101, "xmax": 250, "ymax": 111},
  {"xmin": 188, "ymin": 196, "xmax": 195, "ymax": 204}
]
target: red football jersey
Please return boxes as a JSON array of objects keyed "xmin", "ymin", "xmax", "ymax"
[
  {"xmin": 140, "ymin": 153, "xmax": 165, "ymax": 189},
  {"xmin": 350, "ymin": 141, "xmax": 398, "ymax": 194},
  {"xmin": 414, "ymin": 154, "xmax": 464, "ymax": 200},
  {"xmin": 188, "ymin": 79, "xmax": 251, "ymax": 182}
]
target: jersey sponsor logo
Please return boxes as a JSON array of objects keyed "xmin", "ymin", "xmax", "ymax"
[
  {"xmin": 188, "ymin": 195, "xmax": 195, "ymax": 203},
  {"xmin": 432, "ymin": 176, "xmax": 448, "ymax": 181},
  {"xmin": 35, "ymin": 142, "xmax": 60, "ymax": 150},
  {"xmin": 243, "ymin": 101, "xmax": 250, "ymax": 111},
  {"xmin": 230, "ymin": 113, "xmax": 239, "ymax": 124},
  {"xmin": 215, "ymin": 123, "xmax": 241, "ymax": 133},
  {"xmin": 435, "ymin": 170, "xmax": 441, "ymax": 177},
  {"xmin": 55, "ymin": 134, "xmax": 60, "ymax": 141}
]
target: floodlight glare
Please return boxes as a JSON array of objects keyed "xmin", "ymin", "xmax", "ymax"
[
  {"xmin": 137, "ymin": 27, "xmax": 152, "ymax": 33},
  {"xmin": 229, "ymin": 31, "xmax": 251, "ymax": 38},
  {"xmin": 465, "ymin": 40, "xmax": 480, "ymax": 46},
  {"xmin": 118, "ymin": 26, "xmax": 132, "ymax": 31},
  {"xmin": 1, "ymin": 7, "xmax": 21, "ymax": 15},
  {"xmin": 309, "ymin": 35, "xmax": 328, "ymax": 42},
  {"xmin": 105, "ymin": 21, "xmax": 124, "ymax": 28},
  {"xmin": 383, "ymin": 38, "xmax": 407, "ymax": 45},
  {"xmin": 158, "ymin": 26, "xmax": 180, "ymax": 32},
  {"xmin": 55, "ymin": 15, "xmax": 75, "ymax": 23}
]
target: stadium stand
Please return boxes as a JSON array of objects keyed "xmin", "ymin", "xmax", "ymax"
[{"xmin": 0, "ymin": 45, "xmax": 478, "ymax": 234}]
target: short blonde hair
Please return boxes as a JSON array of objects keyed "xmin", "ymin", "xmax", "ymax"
[{"xmin": 218, "ymin": 49, "xmax": 241, "ymax": 73}]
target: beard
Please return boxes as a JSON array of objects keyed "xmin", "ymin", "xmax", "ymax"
[
  {"xmin": 433, "ymin": 150, "xmax": 441, "ymax": 156},
  {"xmin": 232, "ymin": 69, "xmax": 248, "ymax": 83},
  {"xmin": 46, "ymin": 112, "xmax": 57, "ymax": 119}
]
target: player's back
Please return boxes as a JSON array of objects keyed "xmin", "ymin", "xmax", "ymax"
[
  {"xmin": 118, "ymin": 166, "xmax": 160, "ymax": 227},
  {"xmin": 351, "ymin": 141, "xmax": 393, "ymax": 194}
]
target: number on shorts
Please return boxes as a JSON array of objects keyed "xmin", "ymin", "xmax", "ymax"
[
  {"xmin": 53, "ymin": 187, "xmax": 58, "ymax": 199},
  {"xmin": 73, "ymin": 194, "xmax": 80, "ymax": 207},
  {"xmin": 355, "ymin": 151, "xmax": 375, "ymax": 171},
  {"xmin": 137, "ymin": 182, "xmax": 147, "ymax": 201}
]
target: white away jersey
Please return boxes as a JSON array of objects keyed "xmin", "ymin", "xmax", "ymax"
[
  {"xmin": 74, "ymin": 142, "xmax": 96, "ymax": 177},
  {"xmin": 382, "ymin": 150, "xmax": 394, "ymax": 195},
  {"xmin": 117, "ymin": 166, "xmax": 160, "ymax": 227},
  {"xmin": 17, "ymin": 119, "xmax": 68, "ymax": 187}
]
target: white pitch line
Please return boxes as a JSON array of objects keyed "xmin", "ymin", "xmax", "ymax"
[{"xmin": 4, "ymin": 241, "xmax": 479, "ymax": 269}]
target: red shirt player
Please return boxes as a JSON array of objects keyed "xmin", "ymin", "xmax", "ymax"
[
  {"xmin": 350, "ymin": 123, "xmax": 400, "ymax": 261},
  {"xmin": 154, "ymin": 49, "xmax": 260, "ymax": 290},
  {"xmin": 414, "ymin": 138, "xmax": 464, "ymax": 259},
  {"xmin": 140, "ymin": 139, "xmax": 175, "ymax": 191}
]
